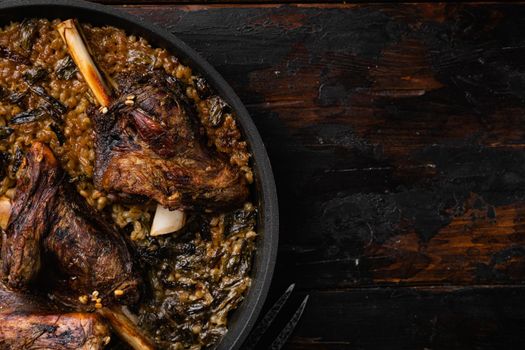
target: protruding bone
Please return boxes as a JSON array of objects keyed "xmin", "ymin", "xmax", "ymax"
[
  {"xmin": 98, "ymin": 306, "xmax": 156, "ymax": 350},
  {"xmin": 0, "ymin": 196, "xmax": 10, "ymax": 230},
  {"xmin": 56, "ymin": 19, "xmax": 186, "ymax": 236},
  {"xmin": 56, "ymin": 19, "xmax": 112, "ymax": 107}
]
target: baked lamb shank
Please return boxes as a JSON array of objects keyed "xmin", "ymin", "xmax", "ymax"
[
  {"xmin": 1, "ymin": 142, "xmax": 140, "ymax": 307},
  {"xmin": 0, "ymin": 283, "xmax": 110, "ymax": 350},
  {"xmin": 90, "ymin": 70, "xmax": 249, "ymax": 210},
  {"xmin": 57, "ymin": 19, "xmax": 249, "ymax": 236}
]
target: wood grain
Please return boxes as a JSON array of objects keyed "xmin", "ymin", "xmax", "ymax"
[
  {"xmin": 96, "ymin": 3, "xmax": 525, "ymax": 348},
  {"xmin": 116, "ymin": 3, "xmax": 525, "ymax": 287},
  {"xmin": 94, "ymin": 1, "xmax": 511, "ymax": 4},
  {"xmin": 282, "ymin": 286, "xmax": 525, "ymax": 350}
]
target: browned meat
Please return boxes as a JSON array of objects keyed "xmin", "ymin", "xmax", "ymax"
[
  {"xmin": 0, "ymin": 283, "xmax": 110, "ymax": 350},
  {"xmin": 1, "ymin": 142, "xmax": 140, "ymax": 306},
  {"xmin": 1, "ymin": 142, "xmax": 62, "ymax": 289},
  {"xmin": 90, "ymin": 71, "xmax": 248, "ymax": 210},
  {"xmin": 44, "ymin": 178, "xmax": 140, "ymax": 306}
]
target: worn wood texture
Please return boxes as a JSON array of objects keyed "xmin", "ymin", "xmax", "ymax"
[
  {"xmin": 119, "ymin": 3, "xmax": 525, "ymax": 286},
  {"xmin": 109, "ymin": 3, "xmax": 525, "ymax": 349},
  {"xmin": 96, "ymin": 1, "xmax": 504, "ymax": 4},
  {"xmin": 285, "ymin": 286, "xmax": 525, "ymax": 350}
]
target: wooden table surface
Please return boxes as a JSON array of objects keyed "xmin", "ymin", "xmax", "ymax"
[{"xmin": 98, "ymin": 2, "xmax": 525, "ymax": 349}]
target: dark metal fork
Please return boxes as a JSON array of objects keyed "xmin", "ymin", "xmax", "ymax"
[{"xmin": 243, "ymin": 284, "xmax": 309, "ymax": 350}]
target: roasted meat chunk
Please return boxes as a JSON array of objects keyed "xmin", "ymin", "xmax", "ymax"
[
  {"xmin": 90, "ymin": 71, "xmax": 248, "ymax": 210},
  {"xmin": 1, "ymin": 142, "xmax": 140, "ymax": 305},
  {"xmin": 44, "ymin": 189, "xmax": 140, "ymax": 306},
  {"xmin": 0, "ymin": 283, "xmax": 110, "ymax": 350},
  {"xmin": 1, "ymin": 143, "xmax": 62, "ymax": 289}
]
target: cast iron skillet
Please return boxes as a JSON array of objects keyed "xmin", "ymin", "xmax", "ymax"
[{"xmin": 0, "ymin": 1, "xmax": 279, "ymax": 349}]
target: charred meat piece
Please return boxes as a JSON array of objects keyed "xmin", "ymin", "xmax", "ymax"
[
  {"xmin": 45, "ymin": 187, "xmax": 140, "ymax": 306},
  {"xmin": 1, "ymin": 143, "xmax": 62, "ymax": 289},
  {"xmin": 0, "ymin": 313, "xmax": 109, "ymax": 350},
  {"xmin": 1, "ymin": 142, "xmax": 140, "ymax": 306},
  {"xmin": 90, "ymin": 71, "xmax": 248, "ymax": 210},
  {"xmin": 0, "ymin": 283, "xmax": 110, "ymax": 350}
]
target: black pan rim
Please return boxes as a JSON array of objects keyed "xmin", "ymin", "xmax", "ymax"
[{"xmin": 0, "ymin": 1, "xmax": 279, "ymax": 349}]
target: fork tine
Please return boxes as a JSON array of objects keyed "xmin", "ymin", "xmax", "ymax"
[
  {"xmin": 243, "ymin": 284, "xmax": 296, "ymax": 349},
  {"xmin": 269, "ymin": 295, "xmax": 309, "ymax": 350}
]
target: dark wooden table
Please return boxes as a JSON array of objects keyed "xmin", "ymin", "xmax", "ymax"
[{"xmin": 100, "ymin": 2, "xmax": 525, "ymax": 349}]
